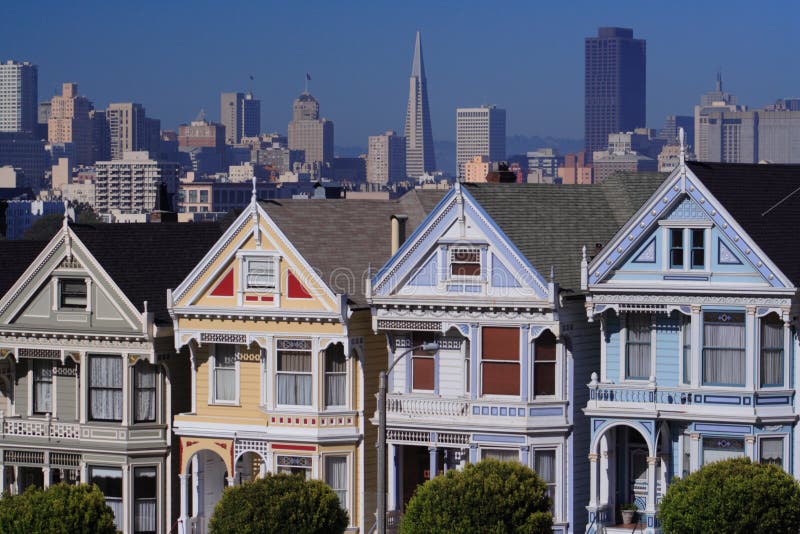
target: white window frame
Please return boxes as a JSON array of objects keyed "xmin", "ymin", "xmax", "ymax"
[
  {"xmin": 57, "ymin": 277, "xmax": 89, "ymax": 311},
  {"xmin": 659, "ymin": 222, "xmax": 712, "ymax": 273},
  {"xmin": 447, "ymin": 246, "xmax": 483, "ymax": 281},
  {"xmin": 323, "ymin": 454, "xmax": 350, "ymax": 517},
  {"xmin": 323, "ymin": 346, "xmax": 348, "ymax": 410},
  {"xmin": 757, "ymin": 435, "xmax": 787, "ymax": 468},
  {"xmin": 275, "ymin": 339, "xmax": 314, "ymax": 409},
  {"xmin": 236, "ymin": 250, "xmax": 281, "ymax": 306},
  {"xmin": 209, "ymin": 344, "xmax": 240, "ymax": 406},
  {"xmin": 621, "ymin": 313, "xmax": 655, "ymax": 383}
]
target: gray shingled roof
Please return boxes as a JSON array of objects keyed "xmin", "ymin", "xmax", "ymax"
[
  {"xmin": 260, "ymin": 190, "xmax": 445, "ymax": 307},
  {"xmin": 464, "ymin": 172, "xmax": 667, "ymax": 292}
]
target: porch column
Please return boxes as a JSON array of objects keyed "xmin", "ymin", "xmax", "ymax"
[
  {"xmin": 646, "ymin": 456, "xmax": 658, "ymax": 512},
  {"xmin": 121, "ymin": 355, "xmax": 130, "ymax": 427},
  {"xmin": 745, "ymin": 435, "xmax": 756, "ymax": 461},
  {"xmin": 179, "ymin": 473, "xmax": 189, "ymax": 534},
  {"xmin": 745, "ymin": 306, "xmax": 756, "ymax": 390},
  {"xmin": 428, "ymin": 447, "xmax": 438, "ymax": 480},
  {"xmin": 0, "ymin": 463, "xmax": 4, "ymax": 493},
  {"xmin": 520, "ymin": 446, "xmax": 530, "ymax": 468},
  {"xmin": 468, "ymin": 444, "xmax": 478, "ymax": 464},
  {"xmin": 388, "ymin": 444, "xmax": 397, "ymax": 510},
  {"xmin": 226, "ymin": 475, "xmax": 235, "ymax": 487},
  {"xmin": 42, "ymin": 466, "xmax": 51, "ymax": 488},
  {"xmin": 600, "ymin": 449, "xmax": 610, "ymax": 505},
  {"xmin": 588, "ymin": 453, "xmax": 600, "ymax": 507},
  {"xmin": 689, "ymin": 433, "xmax": 700, "ymax": 472}
]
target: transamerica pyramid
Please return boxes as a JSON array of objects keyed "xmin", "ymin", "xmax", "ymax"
[{"xmin": 404, "ymin": 31, "xmax": 436, "ymax": 179}]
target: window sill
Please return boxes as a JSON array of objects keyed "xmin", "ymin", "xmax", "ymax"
[{"xmin": 208, "ymin": 401, "xmax": 240, "ymax": 407}]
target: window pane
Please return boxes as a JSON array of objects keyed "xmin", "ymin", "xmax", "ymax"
[
  {"xmin": 278, "ymin": 351, "xmax": 311, "ymax": 372},
  {"xmin": 482, "ymin": 362, "xmax": 520, "ymax": 395},
  {"xmin": 760, "ymin": 438, "xmax": 783, "ymax": 467},
  {"xmin": 412, "ymin": 357, "xmax": 434, "ymax": 390},
  {"xmin": 450, "ymin": 248, "xmax": 481, "ymax": 276},
  {"xmin": 277, "ymin": 374, "xmax": 312, "ymax": 405},
  {"xmin": 60, "ymin": 279, "xmax": 87, "ymax": 309},
  {"xmin": 247, "ymin": 258, "xmax": 275, "ymax": 289},
  {"xmin": 91, "ymin": 467, "xmax": 122, "ymax": 530},
  {"xmin": 482, "ymin": 327, "xmax": 520, "ymax": 361},
  {"xmin": 702, "ymin": 437, "xmax": 744, "ymax": 465},
  {"xmin": 691, "ymin": 229, "xmax": 705, "ymax": 269},
  {"xmin": 626, "ymin": 314, "xmax": 651, "ymax": 379},
  {"xmin": 703, "ymin": 312, "xmax": 745, "ymax": 385},
  {"xmin": 682, "ymin": 316, "xmax": 692, "ymax": 383},
  {"xmin": 134, "ymin": 467, "xmax": 157, "ymax": 534},
  {"xmin": 760, "ymin": 315, "xmax": 783, "ymax": 387},
  {"xmin": 534, "ymin": 362, "xmax": 555, "ymax": 396},
  {"xmin": 481, "ymin": 449, "xmax": 518, "ymax": 462},
  {"xmin": 670, "ymin": 229, "xmax": 684, "ymax": 268},
  {"xmin": 33, "ymin": 360, "xmax": 52, "ymax": 414},
  {"xmin": 324, "ymin": 457, "xmax": 347, "ymax": 510},
  {"xmin": 325, "ymin": 345, "xmax": 347, "ymax": 407},
  {"xmin": 215, "ymin": 368, "xmax": 236, "ymax": 402},
  {"xmin": 215, "ymin": 345, "xmax": 236, "ymax": 368},
  {"xmin": 89, "ymin": 356, "xmax": 123, "ymax": 421},
  {"xmin": 134, "ymin": 362, "xmax": 157, "ymax": 422}
]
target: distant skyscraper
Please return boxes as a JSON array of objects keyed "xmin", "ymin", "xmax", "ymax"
[
  {"xmin": 48, "ymin": 83, "xmax": 94, "ymax": 165},
  {"xmin": 106, "ymin": 103, "xmax": 146, "ymax": 160},
  {"xmin": 0, "ymin": 61, "xmax": 38, "ymax": 134},
  {"xmin": 90, "ymin": 110, "xmax": 110, "ymax": 163},
  {"xmin": 404, "ymin": 31, "xmax": 435, "ymax": 179},
  {"xmin": 456, "ymin": 105, "xmax": 506, "ymax": 179},
  {"xmin": 220, "ymin": 92, "xmax": 261, "ymax": 145},
  {"xmin": 367, "ymin": 130, "xmax": 405, "ymax": 185},
  {"xmin": 287, "ymin": 92, "xmax": 334, "ymax": 176},
  {"xmin": 584, "ymin": 28, "xmax": 646, "ymax": 158},
  {"xmin": 95, "ymin": 151, "xmax": 179, "ymax": 214}
]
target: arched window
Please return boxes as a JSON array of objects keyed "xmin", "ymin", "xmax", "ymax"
[{"xmin": 534, "ymin": 331, "xmax": 557, "ymax": 397}]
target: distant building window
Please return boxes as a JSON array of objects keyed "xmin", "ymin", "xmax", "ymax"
[
  {"xmin": 245, "ymin": 257, "xmax": 277, "ymax": 291},
  {"xmin": 481, "ymin": 327, "xmax": 519, "ymax": 396},
  {"xmin": 59, "ymin": 279, "xmax": 87, "ymax": 310},
  {"xmin": 449, "ymin": 247, "xmax": 481, "ymax": 278}
]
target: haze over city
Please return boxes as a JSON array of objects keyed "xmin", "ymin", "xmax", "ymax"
[{"xmin": 3, "ymin": 0, "xmax": 799, "ymax": 147}]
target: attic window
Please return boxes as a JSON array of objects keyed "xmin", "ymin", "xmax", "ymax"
[
  {"xmin": 245, "ymin": 258, "xmax": 277, "ymax": 291},
  {"xmin": 59, "ymin": 279, "xmax": 87, "ymax": 310},
  {"xmin": 449, "ymin": 247, "xmax": 481, "ymax": 278}
]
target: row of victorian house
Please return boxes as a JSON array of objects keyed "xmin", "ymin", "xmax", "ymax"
[{"xmin": 0, "ymin": 156, "xmax": 797, "ymax": 534}]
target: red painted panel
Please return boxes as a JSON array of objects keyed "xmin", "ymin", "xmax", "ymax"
[
  {"xmin": 260, "ymin": 296, "xmax": 274, "ymax": 302},
  {"xmin": 245, "ymin": 295, "xmax": 259, "ymax": 302},
  {"xmin": 272, "ymin": 443, "xmax": 316, "ymax": 452},
  {"xmin": 287, "ymin": 270, "xmax": 313, "ymax": 299},
  {"xmin": 210, "ymin": 268, "xmax": 234, "ymax": 297}
]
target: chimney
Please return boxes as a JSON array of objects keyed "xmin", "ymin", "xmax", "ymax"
[{"xmin": 391, "ymin": 214, "xmax": 408, "ymax": 255}]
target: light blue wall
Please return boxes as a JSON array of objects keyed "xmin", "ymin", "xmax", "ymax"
[
  {"xmin": 655, "ymin": 314, "xmax": 680, "ymax": 387},
  {"xmin": 606, "ymin": 314, "xmax": 620, "ymax": 382}
]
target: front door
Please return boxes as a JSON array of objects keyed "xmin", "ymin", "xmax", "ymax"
[{"xmin": 401, "ymin": 446, "xmax": 428, "ymax": 511}]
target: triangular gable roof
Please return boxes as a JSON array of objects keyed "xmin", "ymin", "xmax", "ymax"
[
  {"xmin": 260, "ymin": 191, "xmax": 444, "ymax": 307},
  {"xmin": 588, "ymin": 162, "xmax": 795, "ymax": 290}
]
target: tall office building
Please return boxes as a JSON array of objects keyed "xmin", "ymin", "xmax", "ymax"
[
  {"xmin": 287, "ymin": 92, "xmax": 334, "ymax": 175},
  {"xmin": 220, "ymin": 92, "xmax": 260, "ymax": 145},
  {"xmin": 584, "ymin": 28, "xmax": 646, "ymax": 158},
  {"xmin": 0, "ymin": 61, "xmax": 38, "ymax": 134},
  {"xmin": 456, "ymin": 105, "xmax": 506, "ymax": 179},
  {"xmin": 90, "ymin": 110, "xmax": 111, "ymax": 163},
  {"xmin": 95, "ymin": 151, "xmax": 179, "ymax": 214},
  {"xmin": 404, "ymin": 31, "xmax": 435, "ymax": 179},
  {"xmin": 48, "ymin": 83, "xmax": 94, "ymax": 165},
  {"xmin": 693, "ymin": 75, "xmax": 742, "ymax": 161},
  {"xmin": 106, "ymin": 103, "xmax": 146, "ymax": 160},
  {"xmin": 367, "ymin": 130, "xmax": 405, "ymax": 185}
]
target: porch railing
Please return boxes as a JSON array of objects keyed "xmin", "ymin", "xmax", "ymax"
[{"xmin": 1, "ymin": 413, "xmax": 81, "ymax": 440}]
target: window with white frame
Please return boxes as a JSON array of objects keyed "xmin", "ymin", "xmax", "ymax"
[
  {"xmin": 759, "ymin": 437, "xmax": 784, "ymax": 467},
  {"xmin": 134, "ymin": 361, "xmax": 157, "ymax": 422},
  {"xmin": 760, "ymin": 314, "xmax": 783, "ymax": 387},
  {"xmin": 702, "ymin": 436, "xmax": 744, "ymax": 465},
  {"xmin": 481, "ymin": 327, "xmax": 520, "ymax": 396},
  {"xmin": 533, "ymin": 449, "xmax": 557, "ymax": 511},
  {"xmin": 411, "ymin": 331, "xmax": 436, "ymax": 392},
  {"xmin": 669, "ymin": 228, "xmax": 706, "ymax": 270},
  {"xmin": 481, "ymin": 448, "xmax": 518, "ymax": 462},
  {"xmin": 702, "ymin": 312, "xmax": 745, "ymax": 386},
  {"xmin": 324, "ymin": 456, "xmax": 348, "ymax": 510},
  {"xmin": 89, "ymin": 355, "xmax": 123, "ymax": 422},
  {"xmin": 133, "ymin": 466, "xmax": 157, "ymax": 534},
  {"xmin": 625, "ymin": 314, "xmax": 651, "ymax": 380},
  {"xmin": 449, "ymin": 247, "xmax": 481, "ymax": 278},
  {"xmin": 276, "ymin": 340, "xmax": 312, "ymax": 406},
  {"xmin": 681, "ymin": 315, "xmax": 692, "ymax": 384},
  {"xmin": 59, "ymin": 279, "xmax": 87, "ymax": 310},
  {"xmin": 277, "ymin": 455, "xmax": 312, "ymax": 479},
  {"xmin": 244, "ymin": 257, "xmax": 277, "ymax": 291},
  {"xmin": 533, "ymin": 331, "xmax": 557, "ymax": 397},
  {"xmin": 90, "ymin": 467, "xmax": 122, "ymax": 530},
  {"xmin": 33, "ymin": 359, "xmax": 53, "ymax": 414},
  {"xmin": 324, "ymin": 345, "xmax": 347, "ymax": 408},
  {"xmin": 212, "ymin": 345, "xmax": 237, "ymax": 403}
]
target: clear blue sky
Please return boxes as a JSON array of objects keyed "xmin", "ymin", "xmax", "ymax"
[{"xmin": 3, "ymin": 0, "xmax": 799, "ymax": 146}]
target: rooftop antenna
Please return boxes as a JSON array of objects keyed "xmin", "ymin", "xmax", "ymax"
[
  {"xmin": 304, "ymin": 73, "xmax": 311, "ymax": 94},
  {"xmin": 195, "ymin": 108, "xmax": 205, "ymax": 122}
]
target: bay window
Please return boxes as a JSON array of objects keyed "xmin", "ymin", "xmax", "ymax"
[
  {"xmin": 533, "ymin": 449, "xmax": 557, "ymax": 511},
  {"xmin": 481, "ymin": 327, "xmax": 520, "ymax": 396},
  {"xmin": 134, "ymin": 361, "xmax": 157, "ymax": 422},
  {"xmin": 534, "ymin": 331, "xmax": 556, "ymax": 397},
  {"xmin": 33, "ymin": 359, "xmax": 53, "ymax": 414},
  {"xmin": 212, "ymin": 345, "xmax": 237, "ymax": 403},
  {"xmin": 324, "ymin": 456, "xmax": 348, "ymax": 510},
  {"xmin": 324, "ymin": 345, "xmax": 346, "ymax": 408},
  {"xmin": 89, "ymin": 355, "xmax": 122, "ymax": 421},
  {"xmin": 625, "ymin": 314, "xmax": 651, "ymax": 380},
  {"xmin": 133, "ymin": 466, "xmax": 157, "ymax": 534},
  {"xmin": 91, "ymin": 467, "xmax": 122, "ymax": 530},
  {"xmin": 760, "ymin": 314, "xmax": 783, "ymax": 387},
  {"xmin": 276, "ymin": 340, "xmax": 312, "ymax": 406},
  {"xmin": 702, "ymin": 312, "xmax": 745, "ymax": 386}
]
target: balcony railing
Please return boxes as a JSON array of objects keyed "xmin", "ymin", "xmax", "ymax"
[
  {"xmin": 1, "ymin": 413, "xmax": 80, "ymax": 440},
  {"xmin": 0, "ymin": 413, "xmax": 167, "ymax": 442},
  {"xmin": 384, "ymin": 394, "xmax": 566, "ymax": 422},
  {"xmin": 387, "ymin": 396, "xmax": 470, "ymax": 417}
]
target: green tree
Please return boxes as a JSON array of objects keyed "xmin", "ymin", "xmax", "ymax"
[
  {"xmin": 209, "ymin": 473, "xmax": 348, "ymax": 534},
  {"xmin": 0, "ymin": 483, "xmax": 117, "ymax": 533},
  {"xmin": 659, "ymin": 457, "xmax": 800, "ymax": 533},
  {"xmin": 22, "ymin": 213, "xmax": 63, "ymax": 240},
  {"xmin": 400, "ymin": 459, "xmax": 552, "ymax": 534}
]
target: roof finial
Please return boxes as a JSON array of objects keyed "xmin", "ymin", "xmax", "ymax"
[
  {"xmin": 251, "ymin": 175, "xmax": 261, "ymax": 248},
  {"xmin": 251, "ymin": 174, "xmax": 257, "ymax": 203},
  {"xmin": 679, "ymin": 127, "xmax": 686, "ymax": 166},
  {"xmin": 62, "ymin": 199, "xmax": 69, "ymax": 229}
]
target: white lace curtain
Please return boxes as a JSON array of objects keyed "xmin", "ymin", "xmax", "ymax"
[
  {"xmin": 277, "ymin": 350, "xmax": 312, "ymax": 405},
  {"xmin": 325, "ymin": 457, "xmax": 347, "ymax": 509},
  {"xmin": 703, "ymin": 313, "xmax": 745, "ymax": 385},
  {"xmin": 760, "ymin": 438, "xmax": 783, "ymax": 466},
  {"xmin": 214, "ymin": 345, "xmax": 236, "ymax": 402},
  {"xmin": 134, "ymin": 466, "xmax": 157, "ymax": 533},
  {"xmin": 134, "ymin": 362, "xmax": 156, "ymax": 422},
  {"xmin": 626, "ymin": 314, "xmax": 651, "ymax": 379},
  {"xmin": 91, "ymin": 467, "xmax": 122, "ymax": 530},
  {"xmin": 534, "ymin": 449, "xmax": 556, "ymax": 508},
  {"xmin": 89, "ymin": 356, "xmax": 122, "ymax": 421},
  {"xmin": 324, "ymin": 346, "xmax": 346, "ymax": 407},
  {"xmin": 33, "ymin": 360, "xmax": 52, "ymax": 413},
  {"xmin": 760, "ymin": 317, "xmax": 783, "ymax": 386}
]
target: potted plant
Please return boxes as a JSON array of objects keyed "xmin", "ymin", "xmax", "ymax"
[{"xmin": 620, "ymin": 503, "xmax": 637, "ymax": 525}]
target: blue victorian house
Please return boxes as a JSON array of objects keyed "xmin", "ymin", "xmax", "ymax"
[{"xmin": 583, "ymin": 152, "xmax": 800, "ymax": 533}]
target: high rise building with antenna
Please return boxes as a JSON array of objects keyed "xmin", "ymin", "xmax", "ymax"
[{"xmin": 403, "ymin": 31, "xmax": 435, "ymax": 179}]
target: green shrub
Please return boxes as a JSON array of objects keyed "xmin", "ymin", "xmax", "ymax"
[
  {"xmin": 209, "ymin": 472, "xmax": 348, "ymax": 534},
  {"xmin": 659, "ymin": 457, "xmax": 800, "ymax": 533},
  {"xmin": 0, "ymin": 483, "xmax": 117, "ymax": 533},
  {"xmin": 400, "ymin": 459, "xmax": 552, "ymax": 534}
]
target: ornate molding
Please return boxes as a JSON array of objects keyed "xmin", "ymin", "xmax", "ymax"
[{"xmin": 591, "ymin": 293, "xmax": 791, "ymax": 308}]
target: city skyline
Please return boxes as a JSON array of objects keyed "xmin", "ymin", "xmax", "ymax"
[{"xmin": 2, "ymin": 0, "xmax": 800, "ymax": 147}]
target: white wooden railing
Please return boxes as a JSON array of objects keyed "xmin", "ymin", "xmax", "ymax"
[
  {"xmin": 386, "ymin": 395, "xmax": 470, "ymax": 417},
  {"xmin": 1, "ymin": 413, "xmax": 81, "ymax": 440}
]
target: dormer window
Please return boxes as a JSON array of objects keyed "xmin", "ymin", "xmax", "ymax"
[
  {"xmin": 449, "ymin": 247, "xmax": 481, "ymax": 278},
  {"xmin": 59, "ymin": 279, "xmax": 87, "ymax": 310},
  {"xmin": 669, "ymin": 228, "xmax": 706, "ymax": 270},
  {"xmin": 245, "ymin": 257, "xmax": 277, "ymax": 291}
]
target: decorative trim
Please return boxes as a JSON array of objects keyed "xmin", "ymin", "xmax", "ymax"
[
  {"xmin": 200, "ymin": 332, "xmax": 248, "ymax": 344},
  {"xmin": 377, "ymin": 319, "xmax": 442, "ymax": 331},
  {"xmin": 632, "ymin": 238, "xmax": 657, "ymax": 264},
  {"xmin": 718, "ymin": 238, "xmax": 742, "ymax": 265}
]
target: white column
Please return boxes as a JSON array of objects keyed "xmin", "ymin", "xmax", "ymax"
[
  {"xmin": 79, "ymin": 354, "xmax": 87, "ymax": 424},
  {"xmin": 42, "ymin": 467, "xmax": 51, "ymax": 488},
  {"xmin": 188, "ymin": 344, "xmax": 197, "ymax": 414},
  {"xmin": 0, "ymin": 463, "xmax": 5, "ymax": 493},
  {"xmin": 179, "ymin": 473, "xmax": 189, "ymax": 534},
  {"xmin": 646, "ymin": 456, "xmax": 658, "ymax": 512},
  {"xmin": 600, "ymin": 447, "xmax": 610, "ymax": 505},
  {"xmin": 691, "ymin": 306, "xmax": 701, "ymax": 388},
  {"xmin": 121, "ymin": 355, "xmax": 130, "ymax": 427},
  {"xmin": 745, "ymin": 306, "xmax": 756, "ymax": 389},
  {"xmin": 690, "ymin": 433, "xmax": 700, "ymax": 472},
  {"xmin": 121, "ymin": 464, "xmax": 129, "ymax": 534},
  {"xmin": 600, "ymin": 316, "xmax": 608, "ymax": 382},
  {"xmin": 588, "ymin": 453, "xmax": 600, "ymax": 507},
  {"xmin": 428, "ymin": 447, "xmax": 438, "ymax": 480},
  {"xmin": 745, "ymin": 435, "xmax": 756, "ymax": 461},
  {"xmin": 226, "ymin": 475, "xmax": 235, "ymax": 487},
  {"xmin": 387, "ymin": 444, "xmax": 397, "ymax": 510}
]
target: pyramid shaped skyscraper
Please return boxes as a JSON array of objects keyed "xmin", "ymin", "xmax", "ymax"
[{"xmin": 404, "ymin": 31, "xmax": 436, "ymax": 179}]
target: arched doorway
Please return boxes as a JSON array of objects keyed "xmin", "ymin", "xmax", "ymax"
[
  {"xmin": 234, "ymin": 451, "xmax": 266, "ymax": 485},
  {"xmin": 184, "ymin": 449, "xmax": 229, "ymax": 534}
]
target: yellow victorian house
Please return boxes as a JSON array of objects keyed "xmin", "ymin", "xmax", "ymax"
[{"xmin": 168, "ymin": 186, "xmax": 441, "ymax": 533}]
